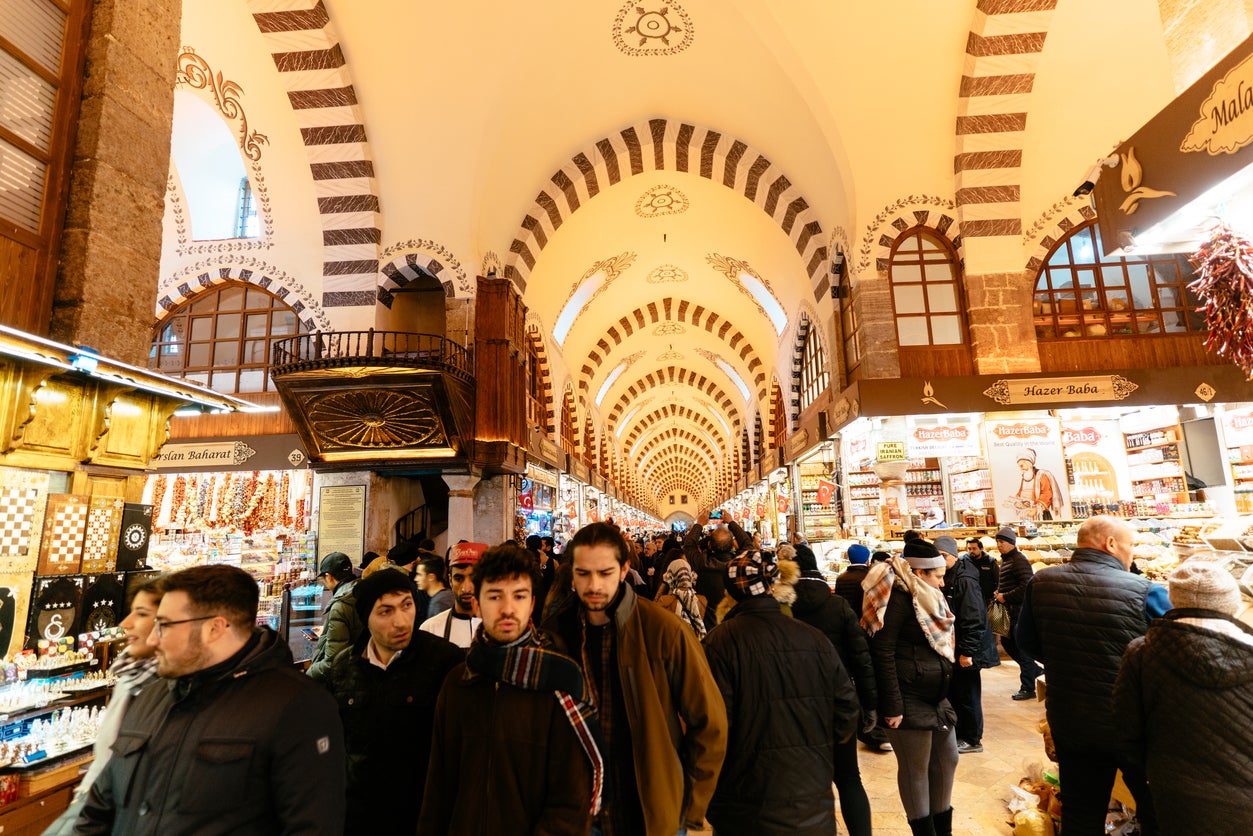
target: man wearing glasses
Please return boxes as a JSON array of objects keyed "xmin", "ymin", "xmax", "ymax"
[{"xmin": 73, "ymin": 565, "xmax": 346, "ymax": 835}]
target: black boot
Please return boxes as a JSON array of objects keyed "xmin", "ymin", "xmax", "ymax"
[
  {"xmin": 908, "ymin": 815, "xmax": 937, "ymax": 836},
  {"xmin": 933, "ymin": 808, "xmax": 953, "ymax": 836}
]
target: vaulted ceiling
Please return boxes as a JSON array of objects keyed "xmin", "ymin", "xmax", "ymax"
[{"xmin": 168, "ymin": 0, "xmax": 1199, "ymax": 517}]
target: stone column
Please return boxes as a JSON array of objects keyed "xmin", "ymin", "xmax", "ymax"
[
  {"xmin": 967, "ymin": 270, "xmax": 1041, "ymax": 374},
  {"xmin": 471, "ymin": 476, "xmax": 511, "ymax": 546},
  {"xmin": 442, "ymin": 474, "xmax": 481, "ymax": 543},
  {"xmin": 53, "ymin": 0, "xmax": 182, "ymax": 365}
]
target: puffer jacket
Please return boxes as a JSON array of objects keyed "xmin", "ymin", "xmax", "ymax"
[
  {"xmin": 76, "ymin": 628, "xmax": 346, "ymax": 835},
  {"xmin": 1018, "ymin": 548, "xmax": 1152, "ymax": 744},
  {"xmin": 1114, "ymin": 609, "xmax": 1253, "ymax": 836},
  {"xmin": 869, "ymin": 589, "xmax": 956, "ymax": 731},
  {"xmin": 703, "ymin": 595, "xmax": 859, "ymax": 836},
  {"xmin": 996, "ymin": 548, "xmax": 1033, "ymax": 619},
  {"xmin": 326, "ymin": 627, "xmax": 463, "ymax": 835},
  {"xmin": 943, "ymin": 557, "xmax": 995, "ymax": 669},
  {"xmin": 306, "ymin": 578, "xmax": 363, "ymax": 681},
  {"xmin": 834, "ymin": 564, "xmax": 870, "ymax": 618},
  {"xmin": 791, "ymin": 570, "xmax": 877, "ymax": 713}
]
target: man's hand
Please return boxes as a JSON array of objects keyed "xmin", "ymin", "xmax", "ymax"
[
  {"xmin": 696, "ymin": 510, "xmax": 710, "ymax": 526},
  {"xmin": 959, "ymin": 655, "xmax": 973, "ymax": 668},
  {"xmin": 994, "ymin": 591, "xmax": 1004, "ymax": 603},
  {"xmin": 885, "ymin": 715, "xmax": 903, "ymax": 728}
]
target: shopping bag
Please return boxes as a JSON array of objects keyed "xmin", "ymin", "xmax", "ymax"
[{"xmin": 988, "ymin": 600, "xmax": 1011, "ymax": 637}]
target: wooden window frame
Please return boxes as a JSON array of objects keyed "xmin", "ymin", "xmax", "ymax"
[
  {"xmin": 769, "ymin": 380, "xmax": 787, "ymax": 449},
  {"xmin": 839, "ymin": 273, "xmax": 860, "ymax": 375},
  {"xmin": 888, "ymin": 228, "xmax": 968, "ymax": 347},
  {"xmin": 798, "ymin": 322, "xmax": 829, "ymax": 413}
]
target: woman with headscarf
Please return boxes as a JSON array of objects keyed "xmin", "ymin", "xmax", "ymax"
[
  {"xmin": 862, "ymin": 539, "xmax": 958, "ymax": 836},
  {"xmin": 655, "ymin": 556, "xmax": 707, "ymax": 639}
]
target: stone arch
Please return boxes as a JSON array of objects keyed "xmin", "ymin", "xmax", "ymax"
[
  {"xmin": 578, "ymin": 297, "xmax": 768, "ymax": 403},
  {"xmin": 155, "ymin": 264, "xmax": 330, "ymax": 331},
  {"xmin": 643, "ymin": 450, "xmax": 715, "ymax": 489},
  {"xmin": 954, "ymin": 3, "xmax": 1059, "ymax": 245},
  {"xmin": 624, "ymin": 405, "xmax": 730, "ymax": 453},
  {"xmin": 857, "ymin": 198, "xmax": 963, "ymax": 277},
  {"xmin": 607, "ymin": 367, "xmax": 741, "ymax": 432},
  {"xmin": 788, "ymin": 312, "xmax": 814, "ymax": 429},
  {"xmin": 247, "ymin": 0, "xmax": 381, "ymax": 310},
  {"xmin": 1024, "ymin": 199, "xmax": 1098, "ymax": 275},
  {"xmin": 634, "ymin": 428, "xmax": 720, "ymax": 472},
  {"xmin": 505, "ymin": 118, "xmax": 828, "ymax": 300},
  {"xmin": 377, "ymin": 248, "xmax": 469, "ymax": 305}
]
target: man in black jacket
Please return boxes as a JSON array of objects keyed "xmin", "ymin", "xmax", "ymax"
[
  {"xmin": 788, "ymin": 544, "xmax": 876, "ymax": 836},
  {"xmin": 965, "ymin": 538, "xmax": 999, "ymax": 607},
  {"xmin": 327, "ymin": 569, "xmax": 462, "ymax": 836},
  {"xmin": 75, "ymin": 565, "xmax": 346, "ymax": 835},
  {"xmin": 834, "ymin": 543, "xmax": 872, "ymax": 616},
  {"xmin": 936, "ymin": 536, "xmax": 993, "ymax": 754},
  {"xmin": 683, "ymin": 511, "xmax": 752, "ymax": 631},
  {"xmin": 992, "ymin": 528, "xmax": 1041, "ymax": 699},
  {"xmin": 705, "ymin": 549, "xmax": 859, "ymax": 836}
]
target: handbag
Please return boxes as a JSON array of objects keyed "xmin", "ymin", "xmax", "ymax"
[{"xmin": 988, "ymin": 599, "xmax": 1011, "ymax": 637}]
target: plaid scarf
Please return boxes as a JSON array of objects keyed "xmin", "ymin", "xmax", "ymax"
[
  {"xmin": 861, "ymin": 557, "xmax": 955, "ymax": 662},
  {"xmin": 110, "ymin": 647, "xmax": 159, "ymax": 687},
  {"xmin": 662, "ymin": 558, "xmax": 706, "ymax": 639},
  {"xmin": 466, "ymin": 626, "xmax": 604, "ymax": 815}
]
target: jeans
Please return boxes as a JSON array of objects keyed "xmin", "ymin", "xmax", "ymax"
[
  {"xmin": 1054, "ymin": 741, "xmax": 1158, "ymax": 836},
  {"xmin": 948, "ymin": 664, "xmax": 983, "ymax": 744},
  {"xmin": 833, "ymin": 735, "xmax": 873, "ymax": 836},
  {"xmin": 1001, "ymin": 622, "xmax": 1042, "ymax": 691}
]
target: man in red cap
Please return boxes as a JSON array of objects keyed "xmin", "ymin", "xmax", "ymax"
[{"xmin": 419, "ymin": 542, "xmax": 486, "ymax": 648}]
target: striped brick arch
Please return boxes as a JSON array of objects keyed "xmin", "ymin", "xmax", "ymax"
[
  {"xmin": 624, "ymin": 405, "xmax": 731, "ymax": 453},
  {"xmin": 1024, "ymin": 201, "xmax": 1097, "ymax": 274},
  {"xmin": 640, "ymin": 439, "xmax": 717, "ymax": 476},
  {"xmin": 787, "ymin": 313, "xmax": 814, "ymax": 429},
  {"xmin": 954, "ymin": 1, "xmax": 1059, "ymax": 243},
  {"xmin": 860, "ymin": 202, "xmax": 963, "ymax": 275},
  {"xmin": 646, "ymin": 458, "xmax": 715, "ymax": 492},
  {"xmin": 578, "ymin": 297, "xmax": 767, "ymax": 403},
  {"xmin": 526, "ymin": 325, "xmax": 556, "ymax": 432},
  {"xmin": 377, "ymin": 252, "xmax": 459, "ymax": 305},
  {"xmin": 156, "ymin": 265, "xmax": 329, "ymax": 332},
  {"xmin": 633, "ymin": 429, "xmax": 721, "ymax": 473},
  {"xmin": 505, "ymin": 118, "xmax": 829, "ymax": 301},
  {"xmin": 247, "ymin": 0, "xmax": 381, "ymax": 309},
  {"xmin": 607, "ymin": 367, "xmax": 741, "ymax": 433}
]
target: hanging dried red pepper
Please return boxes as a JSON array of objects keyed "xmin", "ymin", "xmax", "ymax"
[{"xmin": 1189, "ymin": 223, "xmax": 1253, "ymax": 378}]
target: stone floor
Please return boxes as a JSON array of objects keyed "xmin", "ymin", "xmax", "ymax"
[{"xmin": 694, "ymin": 662, "xmax": 1049, "ymax": 835}]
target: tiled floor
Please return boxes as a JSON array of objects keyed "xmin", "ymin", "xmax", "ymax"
[{"xmin": 694, "ymin": 662, "xmax": 1048, "ymax": 835}]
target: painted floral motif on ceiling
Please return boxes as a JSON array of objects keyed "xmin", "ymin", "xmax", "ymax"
[
  {"xmin": 654, "ymin": 322, "xmax": 686, "ymax": 336},
  {"xmin": 635, "ymin": 185, "xmax": 689, "ymax": 218},
  {"xmin": 705, "ymin": 253, "xmax": 783, "ymax": 328},
  {"xmin": 381, "ymin": 238, "xmax": 472, "ymax": 296},
  {"xmin": 657, "ymin": 346, "xmax": 684, "ymax": 362},
  {"xmin": 481, "ymin": 251, "xmax": 502, "ymax": 278},
  {"xmin": 559, "ymin": 252, "xmax": 638, "ymax": 312},
  {"xmin": 647, "ymin": 264, "xmax": 688, "ymax": 283},
  {"xmin": 613, "ymin": 1, "xmax": 693, "ymax": 57}
]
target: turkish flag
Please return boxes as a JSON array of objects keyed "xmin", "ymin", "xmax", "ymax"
[
  {"xmin": 565, "ymin": 501, "xmax": 578, "ymax": 517},
  {"xmin": 519, "ymin": 491, "xmax": 533, "ymax": 510},
  {"xmin": 588, "ymin": 508, "xmax": 599, "ymax": 523},
  {"xmin": 777, "ymin": 495, "xmax": 789, "ymax": 514},
  {"xmin": 755, "ymin": 501, "xmax": 765, "ymax": 517},
  {"xmin": 816, "ymin": 479, "xmax": 835, "ymax": 507}
]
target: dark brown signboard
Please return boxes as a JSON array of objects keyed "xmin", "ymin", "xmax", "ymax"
[{"xmin": 1095, "ymin": 32, "xmax": 1253, "ymax": 255}]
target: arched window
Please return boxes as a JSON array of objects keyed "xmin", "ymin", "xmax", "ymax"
[
  {"xmin": 525, "ymin": 330, "xmax": 552, "ymax": 433},
  {"xmin": 149, "ymin": 282, "xmax": 306, "ymax": 393},
  {"xmin": 170, "ymin": 92, "xmax": 259, "ymax": 241},
  {"xmin": 769, "ymin": 379, "xmax": 787, "ymax": 449},
  {"xmin": 1033, "ymin": 219, "xmax": 1202, "ymax": 340},
  {"xmin": 560, "ymin": 388, "xmax": 577, "ymax": 457},
  {"xmin": 889, "ymin": 228, "xmax": 966, "ymax": 347},
  {"xmin": 798, "ymin": 321, "xmax": 829, "ymax": 413},
  {"xmin": 838, "ymin": 261, "xmax": 861, "ymax": 377}
]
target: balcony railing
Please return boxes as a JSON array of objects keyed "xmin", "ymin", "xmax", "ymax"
[{"xmin": 270, "ymin": 330, "xmax": 472, "ymax": 381}]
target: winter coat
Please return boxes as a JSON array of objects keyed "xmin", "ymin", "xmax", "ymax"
[
  {"xmin": 996, "ymin": 548, "xmax": 1033, "ymax": 619},
  {"xmin": 326, "ymin": 628, "xmax": 463, "ymax": 835},
  {"xmin": 703, "ymin": 595, "xmax": 859, "ymax": 836},
  {"xmin": 834, "ymin": 564, "xmax": 870, "ymax": 618},
  {"xmin": 544, "ymin": 583, "xmax": 728, "ymax": 835},
  {"xmin": 75, "ymin": 628, "xmax": 346, "ymax": 836},
  {"xmin": 1113, "ymin": 610, "xmax": 1253, "ymax": 836},
  {"xmin": 685, "ymin": 520, "xmax": 752, "ymax": 631},
  {"xmin": 1018, "ymin": 548, "xmax": 1153, "ymax": 746},
  {"xmin": 416, "ymin": 633, "xmax": 594, "ymax": 836},
  {"xmin": 426, "ymin": 587, "xmax": 453, "ymax": 619},
  {"xmin": 943, "ymin": 557, "xmax": 995, "ymax": 669},
  {"xmin": 970, "ymin": 552, "xmax": 999, "ymax": 606},
  {"xmin": 791, "ymin": 570, "xmax": 877, "ymax": 713},
  {"xmin": 306, "ymin": 578, "xmax": 363, "ymax": 681},
  {"xmin": 869, "ymin": 588, "xmax": 956, "ymax": 731}
]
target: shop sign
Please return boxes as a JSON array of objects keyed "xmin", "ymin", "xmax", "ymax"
[
  {"xmin": 876, "ymin": 441, "xmax": 907, "ymax": 462},
  {"xmin": 1062, "ymin": 420, "xmax": 1134, "ymax": 503},
  {"xmin": 984, "ymin": 419, "xmax": 1070, "ymax": 525},
  {"xmin": 153, "ymin": 441, "xmax": 257, "ymax": 469},
  {"xmin": 788, "ymin": 429, "xmax": 811, "ymax": 457},
  {"xmin": 525, "ymin": 464, "xmax": 558, "ymax": 488},
  {"xmin": 982, "ymin": 375, "xmax": 1138, "ymax": 406},
  {"xmin": 907, "ymin": 423, "xmax": 981, "ymax": 458},
  {"xmin": 1224, "ymin": 409, "xmax": 1253, "ymax": 447}
]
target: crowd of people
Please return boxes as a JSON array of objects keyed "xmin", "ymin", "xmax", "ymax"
[{"xmin": 49, "ymin": 513, "xmax": 1253, "ymax": 835}]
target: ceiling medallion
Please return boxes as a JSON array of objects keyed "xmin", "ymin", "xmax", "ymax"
[
  {"xmin": 635, "ymin": 185, "xmax": 689, "ymax": 218},
  {"xmin": 307, "ymin": 389, "xmax": 446, "ymax": 448},
  {"xmin": 658, "ymin": 347, "xmax": 684, "ymax": 362},
  {"xmin": 647, "ymin": 264, "xmax": 688, "ymax": 283},
  {"xmin": 654, "ymin": 322, "xmax": 685, "ymax": 336},
  {"xmin": 613, "ymin": 1, "xmax": 694, "ymax": 57}
]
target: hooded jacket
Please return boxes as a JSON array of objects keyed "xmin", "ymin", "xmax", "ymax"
[
  {"xmin": 791, "ymin": 570, "xmax": 877, "ymax": 713},
  {"xmin": 544, "ymin": 583, "xmax": 728, "ymax": 835},
  {"xmin": 1113, "ymin": 609, "xmax": 1253, "ymax": 835},
  {"xmin": 869, "ymin": 589, "xmax": 956, "ymax": 732},
  {"xmin": 703, "ymin": 595, "xmax": 859, "ymax": 836},
  {"xmin": 942, "ymin": 556, "xmax": 995, "ymax": 669},
  {"xmin": 306, "ymin": 577, "xmax": 363, "ymax": 681},
  {"xmin": 75, "ymin": 628, "xmax": 345, "ymax": 836},
  {"xmin": 684, "ymin": 520, "xmax": 752, "ymax": 631},
  {"xmin": 326, "ymin": 626, "xmax": 463, "ymax": 835}
]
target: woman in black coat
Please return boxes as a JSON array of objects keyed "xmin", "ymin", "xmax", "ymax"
[{"xmin": 863, "ymin": 540, "xmax": 958, "ymax": 836}]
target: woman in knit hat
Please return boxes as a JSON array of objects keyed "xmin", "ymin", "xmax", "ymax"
[
  {"xmin": 861, "ymin": 539, "xmax": 958, "ymax": 836},
  {"xmin": 1113, "ymin": 560, "xmax": 1253, "ymax": 835}
]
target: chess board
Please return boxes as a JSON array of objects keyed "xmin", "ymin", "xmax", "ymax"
[
  {"xmin": 0, "ymin": 468, "xmax": 50, "ymax": 574},
  {"xmin": 36, "ymin": 495, "xmax": 89, "ymax": 576},
  {"xmin": 80, "ymin": 497, "xmax": 124, "ymax": 574}
]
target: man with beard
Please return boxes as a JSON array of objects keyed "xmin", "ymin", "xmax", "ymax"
[
  {"xmin": 419, "ymin": 542, "xmax": 485, "ymax": 649},
  {"xmin": 419, "ymin": 544, "xmax": 599, "ymax": 835},
  {"xmin": 684, "ymin": 511, "xmax": 752, "ymax": 632},
  {"xmin": 328, "ymin": 569, "xmax": 462, "ymax": 835},
  {"xmin": 75, "ymin": 566, "xmax": 345, "ymax": 834},
  {"xmin": 545, "ymin": 522, "xmax": 727, "ymax": 835}
]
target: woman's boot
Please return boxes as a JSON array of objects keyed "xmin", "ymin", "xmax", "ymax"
[
  {"xmin": 933, "ymin": 808, "xmax": 953, "ymax": 836},
  {"xmin": 908, "ymin": 815, "xmax": 937, "ymax": 836}
]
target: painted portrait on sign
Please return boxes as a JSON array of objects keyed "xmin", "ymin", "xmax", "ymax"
[{"xmin": 985, "ymin": 418, "xmax": 1071, "ymax": 524}]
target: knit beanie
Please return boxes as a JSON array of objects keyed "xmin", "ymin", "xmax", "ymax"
[
  {"xmin": 932, "ymin": 536, "xmax": 959, "ymax": 559},
  {"xmin": 846, "ymin": 544, "xmax": 870, "ymax": 565},
  {"xmin": 354, "ymin": 568, "xmax": 418, "ymax": 622},
  {"xmin": 793, "ymin": 542, "xmax": 819, "ymax": 572},
  {"xmin": 726, "ymin": 551, "xmax": 778, "ymax": 600},
  {"xmin": 1169, "ymin": 561, "xmax": 1241, "ymax": 615},
  {"xmin": 995, "ymin": 527, "xmax": 1017, "ymax": 545},
  {"xmin": 902, "ymin": 539, "xmax": 945, "ymax": 570}
]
